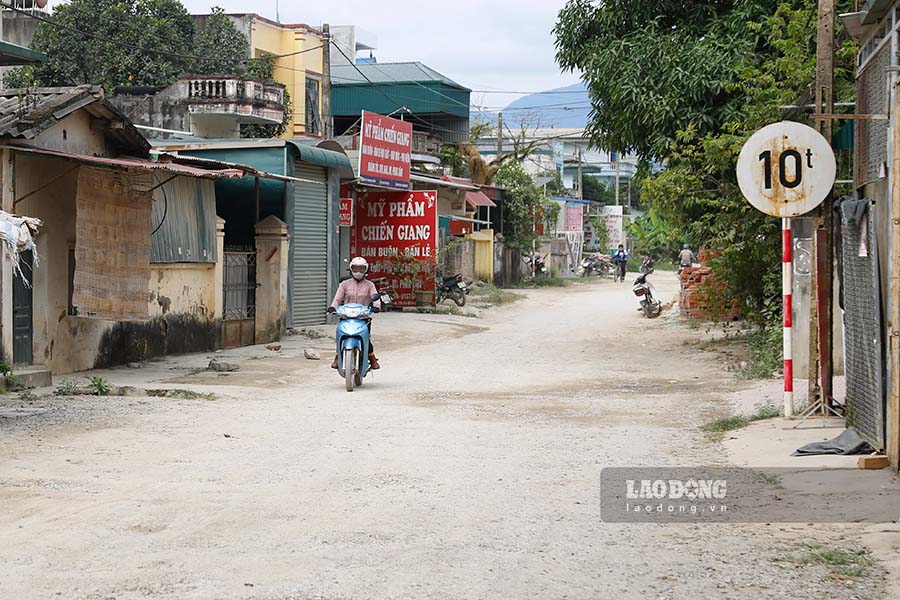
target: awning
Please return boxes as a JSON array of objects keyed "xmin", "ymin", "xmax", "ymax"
[
  {"xmin": 0, "ymin": 40, "xmax": 46, "ymax": 67},
  {"xmin": 465, "ymin": 190, "xmax": 496, "ymax": 208},
  {"xmin": 6, "ymin": 146, "xmax": 244, "ymax": 179}
]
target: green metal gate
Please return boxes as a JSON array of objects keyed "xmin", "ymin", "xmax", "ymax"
[{"xmin": 290, "ymin": 162, "xmax": 329, "ymax": 326}]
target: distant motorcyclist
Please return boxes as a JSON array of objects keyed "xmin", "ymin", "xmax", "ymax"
[
  {"xmin": 679, "ymin": 244, "xmax": 695, "ymax": 269},
  {"xmin": 328, "ymin": 257, "xmax": 381, "ymax": 370},
  {"xmin": 612, "ymin": 244, "xmax": 629, "ymax": 282}
]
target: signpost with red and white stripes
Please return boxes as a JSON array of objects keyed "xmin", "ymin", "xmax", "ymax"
[
  {"xmin": 782, "ymin": 217, "xmax": 794, "ymax": 416},
  {"xmin": 736, "ymin": 121, "xmax": 835, "ymax": 418}
]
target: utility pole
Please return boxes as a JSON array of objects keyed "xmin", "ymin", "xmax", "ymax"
[
  {"xmin": 627, "ymin": 171, "xmax": 632, "ymax": 210},
  {"xmin": 809, "ymin": 0, "xmax": 835, "ymax": 409},
  {"xmin": 322, "ymin": 24, "xmax": 333, "ymax": 138},
  {"xmin": 496, "ymin": 112, "xmax": 503, "ymax": 164},
  {"xmin": 577, "ymin": 147, "xmax": 583, "ymax": 199},
  {"xmin": 614, "ymin": 152, "xmax": 620, "ymax": 206}
]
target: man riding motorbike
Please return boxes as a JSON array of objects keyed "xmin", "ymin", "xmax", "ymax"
[
  {"xmin": 328, "ymin": 257, "xmax": 381, "ymax": 370},
  {"xmin": 679, "ymin": 244, "xmax": 695, "ymax": 269}
]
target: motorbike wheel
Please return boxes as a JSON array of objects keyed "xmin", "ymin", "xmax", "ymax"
[
  {"xmin": 354, "ymin": 366, "xmax": 363, "ymax": 387},
  {"xmin": 642, "ymin": 303, "xmax": 653, "ymax": 318},
  {"xmin": 344, "ymin": 348, "xmax": 356, "ymax": 392},
  {"xmin": 451, "ymin": 289, "xmax": 466, "ymax": 307}
]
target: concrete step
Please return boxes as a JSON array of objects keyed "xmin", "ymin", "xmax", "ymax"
[{"xmin": 7, "ymin": 366, "xmax": 52, "ymax": 390}]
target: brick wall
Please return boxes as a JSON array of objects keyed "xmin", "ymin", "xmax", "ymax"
[{"xmin": 679, "ymin": 265, "xmax": 741, "ymax": 322}]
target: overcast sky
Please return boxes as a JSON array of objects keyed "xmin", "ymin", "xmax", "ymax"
[{"xmin": 173, "ymin": 0, "xmax": 582, "ymax": 111}]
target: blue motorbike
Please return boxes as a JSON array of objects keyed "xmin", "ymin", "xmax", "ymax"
[{"xmin": 334, "ymin": 294, "xmax": 382, "ymax": 391}]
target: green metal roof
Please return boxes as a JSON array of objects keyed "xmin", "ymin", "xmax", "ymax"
[
  {"xmin": 0, "ymin": 40, "xmax": 46, "ymax": 66},
  {"xmin": 331, "ymin": 62, "xmax": 471, "ymax": 119},
  {"xmin": 332, "ymin": 62, "xmax": 468, "ymax": 89}
]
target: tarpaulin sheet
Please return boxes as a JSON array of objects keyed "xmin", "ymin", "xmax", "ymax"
[{"xmin": 73, "ymin": 166, "xmax": 151, "ymax": 320}]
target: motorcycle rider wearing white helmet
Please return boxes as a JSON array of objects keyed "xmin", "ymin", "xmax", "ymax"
[{"xmin": 327, "ymin": 256, "xmax": 382, "ymax": 370}]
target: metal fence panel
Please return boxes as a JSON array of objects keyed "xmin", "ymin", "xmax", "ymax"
[{"xmin": 841, "ymin": 201, "xmax": 885, "ymax": 449}]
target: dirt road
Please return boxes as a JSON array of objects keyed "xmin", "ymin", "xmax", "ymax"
[{"xmin": 0, "ymin": 276, "xmax": 889, "ymax": 599}]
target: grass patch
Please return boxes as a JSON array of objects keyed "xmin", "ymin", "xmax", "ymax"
[
  {"xmin": 470, "ymin": 284, "xmax": 524, "ymax": 306},
  {"xmin": 147, "ymin": 388, "xmax": 216, "ymax": 400},
  {"xmin": 514, "ymin": 275, "xmax": 569, "ymax": 288},
  {"xmin": 701, "ymin": 404, "xmax": 782, "ymax": 440},
  {"xmin": 738, "ymin": 326, "xmax": 784, "ymax": 379},
  {"xmin": 781, "ymin": 543, "xmax": 876, "ymax": 580}
]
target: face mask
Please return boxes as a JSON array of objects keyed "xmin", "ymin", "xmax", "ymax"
[{"xmin": 352, "ymin": 271, "xmax": 365, "ymax": 280}]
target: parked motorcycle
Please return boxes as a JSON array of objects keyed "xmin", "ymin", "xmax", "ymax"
[
  {"xmin": 333, "ymin": 293, "xmax": 380, "ymax": 392},
  {"xmin": 524, "ymin": 253, "xmax": 549, "ymax": 276},
  {"xmin": 632, "ymin": 273, "xmax": 662, "ymax": 318},
  {"xmin": 580, "ymin": 253, "xmax": 612, "ymax": 277},
  {"xmin": 436, "ymin": 272, "xmax": 468, "ymax": 307},
  {"xmin": 640, "ymin": 255, "xmax": 655, "ymax": 275},
  {"xmin": 370, "ymin": 276, "xmax": 399, "ymax": 308}
]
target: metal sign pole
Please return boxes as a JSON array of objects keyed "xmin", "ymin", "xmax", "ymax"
[{"xmin": 783, "ymin": 217, "xmax": 794, "ymax": 417}]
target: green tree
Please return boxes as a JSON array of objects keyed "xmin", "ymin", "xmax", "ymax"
[
  {"xmin": 493, "ymin": 162, "xmax": 548, "ymax": 252},
  {"xmin": 5, "ymin": 0, "xmax": 193, "ymax": 90},
  {"xmin": 582, "ymin": 176, "xmax": 614, "ymax": 204},
  {"xmin": 556, "ymin": 0, "xmax": 855, "ymax": 325},
  {"xmin": 3, "ymin": 1, "xmax": 249, "ymax": 91},
  {"xmin": 191, "ymin": 7, "xmax": 248, "ymax": 75}
]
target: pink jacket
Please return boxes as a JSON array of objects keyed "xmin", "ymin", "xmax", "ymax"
[{"xmin": 331, "ymin": 277, "xmax": 381, "ymax": 309}]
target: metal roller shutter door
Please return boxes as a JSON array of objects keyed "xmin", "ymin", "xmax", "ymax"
[{"xmin": 291, "ymin": 163, "xmax": 329, "ymax": 325}]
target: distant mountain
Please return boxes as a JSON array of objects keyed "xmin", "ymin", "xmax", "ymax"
[{"xmin": 499, "ymin": 82, "xmax": 591, "ymax": 129}]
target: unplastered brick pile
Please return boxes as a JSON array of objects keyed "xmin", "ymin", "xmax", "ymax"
[{"xmin": 679, "ymin": 248, "xmax": 741, "ymax": 321}]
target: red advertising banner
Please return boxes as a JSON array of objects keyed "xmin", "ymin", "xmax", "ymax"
[
  {"xmin": 566, "ymin": 203, "xmax": 584, "ymax": 232},
  {"xmin": 339, "ymin": 197, "xmax": 353, "ymax": 227},
  {"xmin": 358, "ymin": 110, "xmax": 413, "ymax": 190},
  {"xmin": 351, "ymin": 190, "xmax": 437, "ymax": 307}
]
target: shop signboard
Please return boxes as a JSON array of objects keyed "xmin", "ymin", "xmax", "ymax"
[
  {"xmin": 565, "ymin": 203, "xmax": 584, "ymax": 232},
  {"xmin": 358, "ymin": 110, "xmax": 413, "ymax": 190},
  {"xmin": 352, "ymin": 190, "xmax": 438, "ymax": 307},
  {"xmin": 339, "ymin": 197, "xmax": 353, "ymax": 227}
]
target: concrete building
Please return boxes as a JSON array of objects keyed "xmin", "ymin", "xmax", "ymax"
[
  {"xmin": 0, "ymin": 85, "xmax": 259, "ymax": 374},
  {"xmin": 193, "ymin": 13, "xmax": 326, "ymax": 139},
  {"xmin": 477, "ymin": 128, "xmax": 639, "ymax": 202},
  {"xmin": 110, "ymin": 76, "xmax": 286, "ymax": 139},
  {"xmin": 329, "ymin": 25, "xmax": 377, "ymax": 67},
  {"xmin": 152, "ymin": 138, "xmax": 354, "ymax": 330},
  {"xmin": 840, "ymin": 0, "xmax": 900, "ymax": 469}
]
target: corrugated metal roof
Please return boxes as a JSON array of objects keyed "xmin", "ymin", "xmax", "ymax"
[
  {"xmin": 332, "ymin": 62, "xmax": 469, "ymax": 90},
  {"xmin": 151, "ymin": 138, "xmax": 353, "ymax": 176},
  {"xmin": 0, "ymin": 86, "xmax": 149, "ymax": 154},
  {"xmin": 5, "ymin": 146, "xmax": 243, "ymax": 178}
]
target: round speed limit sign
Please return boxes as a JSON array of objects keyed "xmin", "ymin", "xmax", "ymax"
[{"xmin": 736, "ymin": 121, "xmax": 836, "ymax": 217}]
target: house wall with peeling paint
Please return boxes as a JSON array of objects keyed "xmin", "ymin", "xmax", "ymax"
[{"xmin": 9, "ymin": 112, "xmax": 224, "ymax": 374}]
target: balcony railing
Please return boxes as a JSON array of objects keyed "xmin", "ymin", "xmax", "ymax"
[{"xmin": 185, "ymin": 78, "xmax": 285, "ymax": 106}]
